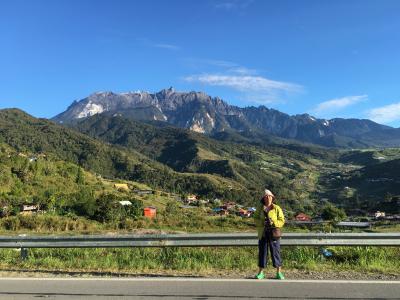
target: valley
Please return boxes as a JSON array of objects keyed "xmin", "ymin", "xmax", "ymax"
[{"xmin": 0, "ymin": 102, "xmax": 399, "ymax": 234}]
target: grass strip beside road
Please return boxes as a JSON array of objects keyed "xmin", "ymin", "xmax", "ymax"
[{"xmin": 0, "ymin": 246, "xmax": 398, "ymax": 276}]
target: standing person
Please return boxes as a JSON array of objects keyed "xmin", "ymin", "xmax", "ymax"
[{"xmin": 254, "ymin": 189, "xmax": 285, "ymax": 280}]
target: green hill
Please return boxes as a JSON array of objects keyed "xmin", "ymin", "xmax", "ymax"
[
  {"xmin": 0, "ymin": 140, "xmax": 142, "ymax": 223},
  {"xmin": 0, "ymin": 141, "xmax": 257, "ymax": 233},
  {"xmin": 73, "ymin": 114, "xmax": 337, "ymax": 211},
  {"xmin": 320, "ymin": 154, "xmax": 400, "ymax": 214},
  {"xmin": 0, "ymin": 109, "xmax": 250, "ymax": 203},
  {"xmin": 339, "ymin": 148, "xmax": 400, "ymax": 166},
  {"xmin": 2, "ymin": 108, "xmax": 398, "ymax": 216}
]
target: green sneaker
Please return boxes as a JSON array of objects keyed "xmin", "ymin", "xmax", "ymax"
[
  {"xmin": 276, "ymin": 272, "xmax": 285, "ymax": 280},
  {"xmin": 255, "ymin": 272, "xmax": 265, "ymax": 280}
]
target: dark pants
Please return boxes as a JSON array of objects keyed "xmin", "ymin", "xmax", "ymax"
[{"xmin": 258, "ymin": 229, "xmax": 282, "ymax": 268}]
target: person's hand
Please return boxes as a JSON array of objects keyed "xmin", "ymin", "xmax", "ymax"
[{"xmin": 263, "ymin": 205, "xmax": 268, "ymax": 213}]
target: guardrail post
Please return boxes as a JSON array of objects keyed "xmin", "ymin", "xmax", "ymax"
[{"xmin": 20, "ymin": 248, "xmax": 28, "ymax": 260}]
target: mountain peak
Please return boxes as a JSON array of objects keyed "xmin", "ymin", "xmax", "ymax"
[
  {"xmin": 157, "ymin": 86, "xmax": 176, "ymax": 97},
  {"xmin": 52, "ymin": 89, "xmax": 398, "ymax": 148},
  {"xmin": 91, "ymin": 91, "xmax": 115, "ymax": 97}
]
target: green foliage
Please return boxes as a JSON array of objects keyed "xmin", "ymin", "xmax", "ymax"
[
  {"xmin": 76, "ymin": 167, "xmax": 85, "ymax": 184},
  {"xmin": 321, "ymin": 204, "xmax": 347, "ymax": 222},
  {"xmin": 165, "ymin": 201, "xmax": 180, "ymax": 216},
  {"xmin": 93, "ymin": 194, "xmax": 121, "ymax": 223},
  {"xmin": 67, "ymin": 188, "xmax": 96, "ymax": 218},
  {"xmin": 93, "ymin": 194, "xmax": 144, "ymax": 223},
  {"xmin": 0, "ymin": 246, "xmax": 398, "ymax": 275}
]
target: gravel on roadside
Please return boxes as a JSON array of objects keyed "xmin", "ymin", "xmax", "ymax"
[{"xmin": 0, "ymin": 269, "xmax": 398, "ymax": 281}]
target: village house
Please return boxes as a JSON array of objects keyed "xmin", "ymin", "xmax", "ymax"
[
  {"xmin": 219, "ymin": 209, "xmax": 229, "ymax": 216},
  {"xmin": 0, "ymin": 205, "xmax": 10, "ymax": 217},
  {"xmin": 247, "ymin": 207, "xmax": 257, "ymax": 213},
  {"xmin": 374, "ymin": 211, "xmax": 386, "ymax": 219},
  {"xmin": 19, "ymin": 204, "xmax": 40, "ymax": 215},
  {"xmin": 212, "ymin": 207, "xmax": 229, "ymax": 216},
  {"xmin": 198, "ymin": 199, "xmax": 209, "ymax": 205},
  {"xmin": 29, "ymin": 156, "xmax": 38, "ymax": 162},
  {"xmin": 185, "ymin": 194, "xmax": 198, "ymax": 205},
  {"xmin": 187, "ymin": 194, "xmax": 197, "ymax": 201},
  {"xmin": 134, "ymin": 189, "xmax": 154, "ymax": 195},
  {"xmin": 237, "ymin": 208, "xmax": 252, "ymax": 218},
  {"xmin": 143, "ymin": 206, "xmax": 157, "ymax": 219},
  {"xmin": 114, "ymin": 183, "xmax": 130, "ymax": 192},
  {"xmin": 212, "ymin": 207, "xmax": 223, "ymax": 214},
  {"xmin": 37, "ymin": 153, "xmax": 47, "ymax": 158},
  {"xmin": 221, "ymin": 202, "xmax": 236, "ymax": 211},
  {"xmin": 212, "ymin": 198, "xmax": 222, "ymax": 205},
  {"xmin": 295, "ymin": 213, "xmax": 312, "ymax": 222}
]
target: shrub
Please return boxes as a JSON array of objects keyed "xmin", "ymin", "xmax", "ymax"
[{"xmin": 321, "ymin": 203, "xmax": 346, "ymax": 223}]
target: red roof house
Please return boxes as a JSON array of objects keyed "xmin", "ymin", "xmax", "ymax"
[
  {"xmin": 144, "ymin": 206, "xmax": 157, "ymax": 219},
  {"xmin": 295, "ymin": 213, "xmax": 312, "ymax": 222}
]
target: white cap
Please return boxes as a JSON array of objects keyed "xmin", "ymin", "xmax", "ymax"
[{"xmin": 264, "ymin": 189, "xmax": 275, "ymax": 197}]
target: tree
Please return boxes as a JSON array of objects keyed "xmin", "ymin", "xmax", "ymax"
[
  {"xmin": 76, "ymin": 167, "xmax": 85, "ymax": 185},
  {"xmin": 93, "ymin": 193, "xmax": 120, "ymax": 223},
  {"xmin": 165, "ymin": 201, "xmax": 180, "ymax": 215},
  {"xmin": 68, "ymin": 188, "xmax": 96, "ymax": 217},
  {"xmin": 321, "ymin": 203, "xmax": 346, "ymax": 223},
  {"xmin": 92, "ymin": 194, "xmax": 143, "ymax": 223},
  {"xmin": 125, "ymin": 198, "xmax": 144, "ymax": 219}
]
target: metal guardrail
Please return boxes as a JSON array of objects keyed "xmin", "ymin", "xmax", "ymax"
[{"xmin": 0, "ymin": 232, "xmax": 398, "ymax": 254}]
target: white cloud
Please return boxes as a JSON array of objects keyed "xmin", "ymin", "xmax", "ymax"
[
  {"xmin": 214, "ymin": 0, "xmax": 254, "ymax": 10},
  {"xmin": 228, "ymin": 66, "xmax": 258, "ymax": 75},
  {"xmin": 135, "ymin": 38, "xmax": 180, "ymax": 51},
  {"xmin": 215, "ymin": 2, "xmax": 236, "ymax": 10},
  {"xmin": 184, "ymin": 58, "xmax": 238, "ymax": 68},
  {"xmin": 203, "ymin": 59, "xmax": 237, "ymax": 68},
  {"xmin": 185, "ymin": 74, "xmax": 300, "ymax": 92},
  {"xmin": 184, "ymin": 74, "xmax": 302, "ymax": 104},
  {"xmin": 183, "ymin": 58, "xmax": 256, "ymax": 74},
  {"xmin": 312, "ymin": 95, "xmax": 368, "ymax": 115},
  {"xmin": 367, "ymin": 102, "xmax": 400, "ymax": 124},
  {"xmin": 153, "ymin": 43, "xmax": 180, "ymax": 51}
]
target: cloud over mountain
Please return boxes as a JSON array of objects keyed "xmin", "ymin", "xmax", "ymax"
[
  {"xmin": 184, "ymin": 74, "xmax": 302, "ymax": 104},
  {"xmin": 367, "ymin": 102, "xmax": 400, "ymax": 125},
  {"xmin": 312, "ymin": 95, "xmax": 368, "ymax": 116}
]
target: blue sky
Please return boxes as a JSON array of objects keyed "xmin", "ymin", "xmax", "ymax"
[{"xmin": 1, "ymin": 0, "xmax": 400, "ymax": 127}]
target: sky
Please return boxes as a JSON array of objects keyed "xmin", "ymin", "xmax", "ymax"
[{"xmin": 1, "ymin": 0, "xmax": 400, "ymax": 127}]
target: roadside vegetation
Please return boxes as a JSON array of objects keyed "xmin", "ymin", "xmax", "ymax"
[{"xmin": 0, "ymin": 246, "xmax": 398, "ymax": 276}]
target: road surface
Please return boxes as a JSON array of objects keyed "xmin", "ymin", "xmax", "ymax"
[{"xmin": 0, "ymin": 277, "xmax": 398, "ymax": 299}]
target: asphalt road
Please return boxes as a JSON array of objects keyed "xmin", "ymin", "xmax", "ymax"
[{"xmin": 0, "ymin": 277, "xmax": 398, "ymax": 299}]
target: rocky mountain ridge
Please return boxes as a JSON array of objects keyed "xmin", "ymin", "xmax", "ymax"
[{"xmin": 53, "ymin": 88, "xmax": 400, "ymax": 148}]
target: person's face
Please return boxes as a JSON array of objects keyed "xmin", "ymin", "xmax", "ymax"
[{"xmin": 264, "ymin": 195, "xmax": 273, "ymax": 206}]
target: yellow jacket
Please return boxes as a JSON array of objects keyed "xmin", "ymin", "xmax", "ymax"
[{"xmin": 254, "ymin": 201, "xmax": 285, "ymax": 239}]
